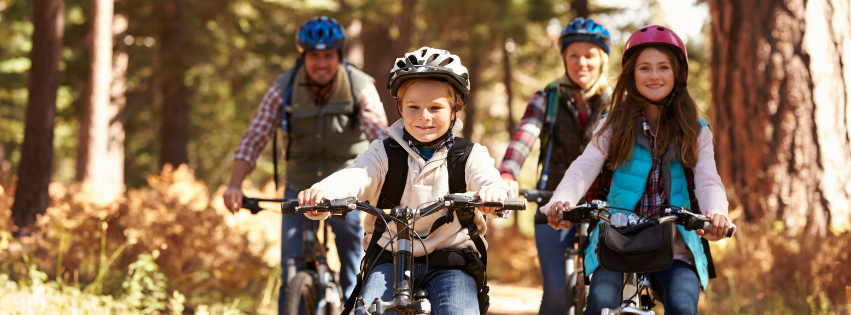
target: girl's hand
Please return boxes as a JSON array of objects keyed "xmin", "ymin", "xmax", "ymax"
[
  {"xmin": 298, "ymin": 189, "xmax": 326, "ymax": 216},
  {"xmin": 696, "ymin": 212, "xmax": 736, "ymax": 241},
  {"xmin": 471, "ymin": 185, "xmax": 507, "ymax": 214},
  {"xmin": 547, "ymin": 201, "xmax": 573, "ymax": 230}
]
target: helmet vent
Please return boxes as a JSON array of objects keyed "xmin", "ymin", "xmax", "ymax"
[
  {"xmin": 407, "ymin": 55, "xmax": 419, "ymax": 66},
  {"xmin": 426, "ymin": 54, "xmax": 440, "ymax": 64},
  {"xmin": 640, "ymin": 28, "xmax": 648, "ymax": 32},
  {"xmin": 657, "ymin": 27, "xmax": 665, "ymax": 31},
  {"xmin": 396, "ymin": 60, "xmax": 406, "ymax": 69},
  {"xmin": 421, "ymin": 49, "xmax": 428, "ymax": 57},
  {"xmin": 438, "ymin": 57, "xmax": 454, "ymax": 67}
]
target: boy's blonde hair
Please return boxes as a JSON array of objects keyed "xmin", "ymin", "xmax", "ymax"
[{"xmin": 395, "ymin": 79, "xmax": 465, "ymax": 112}]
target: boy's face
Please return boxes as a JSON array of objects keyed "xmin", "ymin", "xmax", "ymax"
[{"xmin": 400, "ymin": 81, "xmax": 456, "ymax": 145}]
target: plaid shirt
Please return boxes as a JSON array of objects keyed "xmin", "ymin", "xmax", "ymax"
[
  {"xmin": 637, "ymin": 114, "xmax": 667, "ymax": 216},
  {"xmin": 498, "ymin": 91, "xmax": 547, "ymax": 178},
  {"xmin": 233, "ymin": 80, "xmax": 388, "ymax": 167}
]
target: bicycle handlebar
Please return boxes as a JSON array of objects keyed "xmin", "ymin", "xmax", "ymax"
[
  {"xmin": 533, "ymin": 202, "xmax": 733, "ymax": 237},
  {"xmin": 519, "ymin": 189, "xmax": 553, "ymax": 203},
  {"xmin": 242, "ymin": 196, "xmax": 292, "ymax": 214},
  {"xmin": 282, "ymin": 194, "xmax": 527, "ymax": 217}
]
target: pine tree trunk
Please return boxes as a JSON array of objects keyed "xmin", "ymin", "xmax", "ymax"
[
  {"xmin": 708, "ymin": 0, "xmax": 850, "ymax": 236},
  {"xmin": 159, "ymin": 0, "xmax": 189, "ymax": 168},
  {"xmin": 571, "ymin": 0, "xmax": 590, "ymax": 18},
  {"xmin": 77, "ymin": 0, "xmax": 125, "ymax": 202},
  {"xmin": 361, "ymin": 20, "xmax": 398, "ymax": 123},
  {"xmin": 12, "ymin": 0, "xmax": 65, "ymax": 235}
]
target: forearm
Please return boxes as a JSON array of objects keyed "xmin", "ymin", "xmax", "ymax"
[{"xmin": 227, "ymin": 159, "xmax": 252, "ymax": 189}]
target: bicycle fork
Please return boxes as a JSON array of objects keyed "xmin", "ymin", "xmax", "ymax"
[{"xmin": 369, "ymin": 214, "xmax": 431, "ymax": 315}]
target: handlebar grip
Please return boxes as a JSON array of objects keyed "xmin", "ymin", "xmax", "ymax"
[
  {"xmin": 701, "ymin": 221, "xmax": 735, "ymax": 238},
  {"xmin": 534, "ymin": 214, "xmax": 549, "ymax": 225},
  {"xmin": 502, "ymin": 198, "xmax": 526, "ymax": 210},
  {"xmin": 281, "ymin": 201, "xmax": 300, "ymax": 214}
]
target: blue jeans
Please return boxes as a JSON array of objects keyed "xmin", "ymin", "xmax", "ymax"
[
  {"xmin": 535, "ymin": 207, "xmax": 577, "ymax": 315},
  {"xmin": 584, "ymin": 260, "xmax": 700, "ymax": 315},
  {"xmin": 279, "ymin": 186, "xmax": 365, "ymax": 314},
  {"xmin": 354, "ymin": 262, "xmax": 479, "ymax": 315}
]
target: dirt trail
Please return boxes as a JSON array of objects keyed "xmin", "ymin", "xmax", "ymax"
[{"xmin": 487, "ymin": 283, "xmax": 541, "ymax": 315}]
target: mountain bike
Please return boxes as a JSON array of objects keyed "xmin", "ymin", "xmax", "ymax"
[
  {"xmin": 522, "ymin": 189, "xmax": 587, "ymax": 315},
  {"xmin": 282, "ymin": 194, "xmax": 527, "ymax": 314},
  {"xmin": 242, "ymin": 196, "xmax": 343, "ymax": 315},
  {"xmin": 533, "ymin": 200, "xmax": 733, "ymax": 315}
]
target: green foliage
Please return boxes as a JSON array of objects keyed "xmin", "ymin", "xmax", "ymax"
[{"xmin": 122, "ymin": 254, "xmax": 170, "ymax": 312}]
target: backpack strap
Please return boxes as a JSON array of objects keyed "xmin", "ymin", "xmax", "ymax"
[
  {"xmin": 272, "ymin": 61, "xmax": 302, "ymax": 190},
  {"xmin": 425, "ymin": 137, "xmax": 474, "ymax": 235},
  {"xmin": 377, "ymin": 138, "xmax": 409, "ymax": 208}
]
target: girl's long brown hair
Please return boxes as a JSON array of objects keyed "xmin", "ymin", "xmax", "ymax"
[{"xmin": 599, "ymin": 45, "xmax": 701, "ymax": 170}]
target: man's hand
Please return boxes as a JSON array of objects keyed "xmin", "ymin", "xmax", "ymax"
[
  {"xmin": 470, "ymin": 185, "xmax": 507, "ymax": 214},
  {"xmin": 546, "ymin": 201, "xmax": 573, "ymax": 230},
  {"xmin": 299, "ymin": 189, "xmax": 327, "ymax": 216},
  {"xmin": 696, "ymin": 212, "xmax": 736, "ymax": 241},
  {"xmin": 223, "ymin": 187, "xmax": 244, "ymax": 214},
  {"xmin": 500, "ymin": 173, "xmax": 519, "ymax": 198}
]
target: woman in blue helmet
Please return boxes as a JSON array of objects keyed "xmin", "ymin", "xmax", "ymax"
[{"xmin": 497, "ymin": 17, "xmax": 611, "ymax": 315}]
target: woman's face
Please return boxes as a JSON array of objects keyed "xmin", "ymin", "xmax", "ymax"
[
  {"xmin": 634, "ymin": 48, "xmax": 675, "ymax": 102},
  {"xmin": 400, "ymin": 81, "xmax": 456, "ymax": 143},
  {"xmin": 563, "ymin": 41, "xmax": 603, "ymax": 90}
]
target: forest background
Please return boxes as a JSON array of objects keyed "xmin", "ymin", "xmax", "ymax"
[{"xmin": 1, "ymin": 0, "xmax": 850, "ymax": 313}]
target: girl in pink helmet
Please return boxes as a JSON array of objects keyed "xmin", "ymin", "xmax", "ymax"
[{"xmin": 543, "ymin": 25, "xmax": 736, "ymax": 314}]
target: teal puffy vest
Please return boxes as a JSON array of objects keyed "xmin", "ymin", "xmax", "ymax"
[{"xmin": 584, "ymin": 118, "xmax": 712, "ymax": 289}]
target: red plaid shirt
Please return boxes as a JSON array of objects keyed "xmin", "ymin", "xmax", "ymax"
[
  {"xmin": 638, "ymin": 114, "xmax": 667, "ymax": 216},
  {"xmin": 498, "ymin": 91, "xmax": 547, "ymax": 178},
  {"xmin": 233, "ymin": 80, "xmax": 388, "ymax": 167}
]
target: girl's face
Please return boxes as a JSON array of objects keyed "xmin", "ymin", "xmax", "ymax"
[
  {"xmin": 634, "ymin": 48, "xmax": 675, "ymax": 102},
  {"xmin": 400, "ymin": 81, "xmax": 456, "ymax": 143},
  {"xmin": 564, "ymin": 41, "xmax": 603, "ymax": 90}
]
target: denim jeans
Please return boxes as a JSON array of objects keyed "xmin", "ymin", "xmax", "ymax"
[
  {"xmin": 278, "ymin": 186, "xmax": 365, "ymax": 314},
  {"xmin": 354, "ymin": 262, "xmax": 479, "ymax": 315},
  {"xmin": 584, "ymin": 260, "xmax": 700, "ymax": 315},
  {"xmin": 535, "ymin": 207, "xmax": 577, "ymax": 315}
]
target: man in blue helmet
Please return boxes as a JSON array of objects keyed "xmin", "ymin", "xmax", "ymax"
[
  {"xmin": 223, "ymin": 16, "xmax": 388, "ymax": 313},
  {"xmin": 498, "ymin": 17, "xmax": 612, "ymax": 315}
]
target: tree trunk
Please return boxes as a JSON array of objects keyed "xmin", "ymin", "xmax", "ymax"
[
  {"xmin": 571, "ymin": 0, "xmax": 590, "ymax": 18},
  {"xmin": 462, "ymin": 48, "xmax": 482, "ymax": 141},
  {"xmin": 708, "ymin": 0, "xmax": 850, "ymax": 236},
  {"xmin": 361, "ymin": 20, "xmax": 398, "ymax": 123},
  {"xmin": 159, "ymin": 0, "xmax": 189, "ymax": 168},
  {"xmin": 394, "ymin": 0, "xmax": 417, "ymax": 58},
  {"xmin": 77, "ymin": 0, "xmax": 126, "ymax": 202},
  {"xmin": 503, "ymin": 38, "xmax": 516, "ymax": 137},
  {"xmin": 12, "ymin": 0, "xmax": 65, "ymax": 235}
]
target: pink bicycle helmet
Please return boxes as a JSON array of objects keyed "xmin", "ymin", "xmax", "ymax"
[{"xmin": 623, "ymin": 25, "xmax": 688, "ymax": 81}]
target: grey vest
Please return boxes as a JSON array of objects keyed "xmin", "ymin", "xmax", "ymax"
[{"xmin": 275, "ymin": 63, "xmax": 373, "ymax": 190}]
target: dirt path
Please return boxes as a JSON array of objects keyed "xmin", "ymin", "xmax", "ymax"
[{"xmin": 486, "ymin": 283, "xmax": 541, "ymax": 315}]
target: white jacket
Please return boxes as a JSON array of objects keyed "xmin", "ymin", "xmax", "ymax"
[{"xmin": 309, "ymin": 119, "xmax": 510, "ymax": 257}]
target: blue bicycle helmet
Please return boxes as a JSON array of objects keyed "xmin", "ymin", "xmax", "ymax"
[
  {"xmin": 295, "ymin": 16, "xmax": 346, "ymax": 53},
  {"xmin": 558, "ymin": 17, "xmax": 611, "ymax": 53}
]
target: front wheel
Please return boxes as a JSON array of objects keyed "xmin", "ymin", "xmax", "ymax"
[{"xmin": 283, "ymin": 271, "xmax": 319, "ymax": 315}]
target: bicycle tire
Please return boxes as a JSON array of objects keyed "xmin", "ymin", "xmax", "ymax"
[
  {"xmin": 565, "ymin": 271, "xmax": 578, "ymax": 315},
  {"xmin": 283, "ymin": 271, "xmax": 319, "ymax": 315},
  {"xmin": 575, "ymin": 269, "xmax": 586, "ymax": 314},
  {"xmin": 320, "ymin": 279, "xmax": 343, "ymax": 315}
]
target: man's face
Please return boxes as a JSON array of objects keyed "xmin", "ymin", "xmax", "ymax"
[{"xmin": 303, "ymin": 50, "xmax": 340, "ymax": 85}]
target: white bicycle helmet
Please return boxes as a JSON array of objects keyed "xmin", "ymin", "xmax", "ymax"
[{"xmin": 388, "ymin": 47, "xmax": 470, "ymax": 105}]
